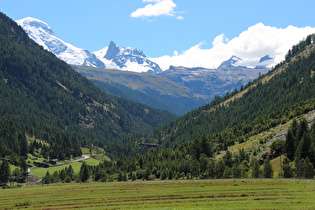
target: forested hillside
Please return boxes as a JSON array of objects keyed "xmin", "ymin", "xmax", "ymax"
[
  {"xmin": 152, "ymin": 34, "xmax": 315, "ymax": 149},
  {"xmin": 0, "ymin": 12, "xmax": 175, "ymax": 162},
  {"xmin": 72, "ymin": 65, "xmax": 209, "ymax": 116},
  {"xmin": 106, "ymin": 34, "xmax": 315, "ymax": 159},
  {"xmin": 74, "ymin": 36, "xmax": 315, "ymax": 182}
]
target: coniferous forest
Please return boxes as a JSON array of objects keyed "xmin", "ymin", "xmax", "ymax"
[
  {"xmin": 0, "ymin": 12, "xmax": 176, "ymax": 182},
  {"xmin": 0, "ymin": 11, "xmax": 315, "ymax": 184}
]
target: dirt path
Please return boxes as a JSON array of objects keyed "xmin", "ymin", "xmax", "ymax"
[
  {"xmin": 50, "ymin": 155, "xmax": 90, "ymax": 168},
  {"xmin": 29, "ymin": 155, "xmax": 90, "ymax": 170}
]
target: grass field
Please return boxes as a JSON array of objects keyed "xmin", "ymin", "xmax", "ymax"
[
  {"xmin": 1, "ymin": 179, "xmax": 314, "ymax": 209},
  {"xmin": 30, "ymin": 158, "xmax": 101, "ymax": 178}
]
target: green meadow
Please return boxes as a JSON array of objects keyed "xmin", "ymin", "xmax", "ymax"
[
  {"xmin": 1, "ymin": 179, "xmax": 314, "ymax": 209},
  {"xmin": 30, "ymin": 158, "xmax": 101, "ymax": 178}
]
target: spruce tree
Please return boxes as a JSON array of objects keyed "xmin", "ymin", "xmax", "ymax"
[
  {"xmin": 0, "ymin": 159, "xmax": 10, "ymax": 184},
  {"xmin": 18, "ymin": 132, "xmax": 28, "ymax": 157},
  {"xmin": 79, "ymin": 162, "xmax": 90, "ymax": 182},
  {"xmin": 251, "ymin": 157, "xmax": 260, "ymax": 178},
  {"xmin": 282, "ymin": 156, "xmax": 292, "ymax": 178},
  {"xmin": 285, "ymin": 128, "xmax": 296, "ymax": 160},
  {"xmin": 263, "ymin": 159, "xmax": 274, "ymax": 178},
  {"xmin": 302, "ymin": 157, "xmax": 314, "ymax": 179},
  {"xmin": 43, "ymin": 171, "xmax": 51, "ymax": 184},
  {"xmin": 200, "ymin": 134, "xmax": 211, "ymax": 157}
]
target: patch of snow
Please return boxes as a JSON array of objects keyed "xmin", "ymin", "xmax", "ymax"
[
  {"xmin": 121, "ymin": 59, "xmax": 151, "ymax": 73},
  {"xmin": 16, "ymin": 17, "xmax": 103, "ymax": 67},
  {"xmin": 94, "ymin": 47, "xmax": 108, "ymax": 58}
]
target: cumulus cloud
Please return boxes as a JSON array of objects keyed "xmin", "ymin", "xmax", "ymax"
[
  {"xmin": 131, "ymin": 0, "xmax": 182, "ymax": 19},
  {"xmin": 151, "ymin": 23, "xmax": 315, "ymax": 70}
]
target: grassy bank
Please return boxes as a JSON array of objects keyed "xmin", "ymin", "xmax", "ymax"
[{"xmin": 1, "ymin": 179, "xmax": 314, "ymax": 209}]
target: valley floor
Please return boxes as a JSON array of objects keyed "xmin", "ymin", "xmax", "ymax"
[{"xmin": 1, "ymin": 179, "xmax": 314, "ymax": 209}]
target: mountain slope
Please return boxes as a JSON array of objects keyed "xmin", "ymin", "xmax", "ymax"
[
  {"xmin": 72, "ymin": 65, "xmax": 209, "ymax": 115},
  {"xmin": 0, "ymin": 13, "xmax": 176, "ymax": 158},
  {"xmin": 16, "ymin": 17, "xmax": 105, "ymax": 68},
  {"xmin": 148, "ymin": 34, "xmax": 315, "ymax": 149},
  {"xmin": 159, "ymin": 63, "xmax": 269, "ymax": 97},
  {"xmin": 16, "ymin": 17, "xmax": 162, "ymax": 73}
]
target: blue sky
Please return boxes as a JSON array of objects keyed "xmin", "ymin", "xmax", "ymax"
[{"xmin": 2, "ymin": 0, "xmax": 315, "ymax": 69}]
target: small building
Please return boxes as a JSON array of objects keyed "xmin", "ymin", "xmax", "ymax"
[{"xmin": 49, "ymin": 159, "xmax": 57, "ymax": 165}]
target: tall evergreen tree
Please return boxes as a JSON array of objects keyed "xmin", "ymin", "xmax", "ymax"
[
  {"xmin": 18, "ymin": 132, "xmax": 28, "ymax": 157},
  {"xmin": 282, "ymin": 156, "xmax": 292, "ymax": 178},
  {"xmin": 43, "ymin": 171, "xmax": 51, "ymax": 184},
  {"xmin": 251, "ymin": 157, "xmax": 260, "ymax": 178},
  {"xmin": 285, "ymin": 129, "xmax": 296, "ymax": 160},
  {"xmin": 0, "ymin": 159, "xmax": 11, "ymax": 184},
  {"xmin": 296, "ymin": 118, "xmax": 308, "ymax": 143},
  {"xmin": 263, "ymin": 159, "xmax": 274, "ymax": 178},
  {"xmin": 79, "ymin": 162, "xmax": 90, "ymax": 182},
  {"xmin": 302, "ymin": 157, "xmax": 314, "ymax": 179},
  {"xmin": 200, "ymin": 134, "xmax": 211, "ymax": 157}
]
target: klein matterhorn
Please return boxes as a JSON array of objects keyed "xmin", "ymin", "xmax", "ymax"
[{"xmin": 16, "ymin": 17, "xmax": 162, "ymax": 74}]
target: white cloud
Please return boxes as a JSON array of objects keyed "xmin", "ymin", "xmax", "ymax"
[
  {"xmin": 212, "ymin": 34, "xmax": 228, "ymax": 47},
  {"xmin": 151, "ymin": 23, "xmax": 315, "ymax": 70},
  {"xmin": 143, "ymin": 0, "xmax": 162, "ymax": 2},
  {"xmin": 176, "ymin": 15, "xmax": 184, "ymax": 20},
  {"xmin": 131, "ymin": 0, "xmax": 182, "ymax": 19}
]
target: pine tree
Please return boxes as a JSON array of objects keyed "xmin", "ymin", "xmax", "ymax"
[
  {"xmin": 18, "ymin": 132, "xmax": 28, "ymax": 157},
  {"xmin": 263, "ymin": 159, "xmax": 274, "ymax": 178},
  {"xmin": 282, "ymin": 156, "xmax": 292, "ymax": 178},
  {"xmin": 296, "ymin": 118, "xmax": 308, "ymax": 143},
  {"xmin": 191, "ymin": 138, "xmax": 201, "ymax": 160},
  {"xmin": 251, "ymin": 157, "xmax": 260, "ymax": 178},
  {"xmin": 43, "ymin": 171, "xmax": 51, "ymax": 184},
  {"xmin": 79, "ymin": 162, "xmax": 90, "ymax": 182},
  {"xmin": 200, "ymin": 134, "xmax": 211, "ymax": 157},
  {"xmin": 199, "ymin": 154, "xmax": 209, "ymax": 173},
  {"xmin": 0, "ymin": 159, "xmax": 11, "ymax": 184},
  {"xmin": 20, "ymin": 157, "xmax": 28, "ymax": 182},
  {"xmin": 168, "ymin": 169, "xmax": 173, "ymax": 180},
  {"xmin": 285, "ymin": 128, "xmax": 296, "ymax": 160},
  {"xmin": 302, "ymin": 157, "xmax": 314, "ymax": 179},
  {"xmin": 223, "ymin": 150, "xmax": 233, "ymax": 167},
  {"xmin": 160, "ymin": 170, "xmax": 167, "ymax": 180},
  {"xmin": 66, "ymin": 165, "xmax": 74, "ymax": 180}
]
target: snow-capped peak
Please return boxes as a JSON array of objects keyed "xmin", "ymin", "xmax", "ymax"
[
  {"xmin": 218, "ymin": 56, "xmax": 242, "ymax": 69},
  {"xmin": 16, "ymin": 17, "xmax": 105, "ymax": 68},
  {"xmin": 94, "ymin": 41, "xmax": 162, "ymax": 73},
  {"xmin": 17, "ymin": 17, "xmax": 55, "ymax": 36},
  {"xmin": 17, "ymin": 17, "xmax": 162, "ymax": 73}
]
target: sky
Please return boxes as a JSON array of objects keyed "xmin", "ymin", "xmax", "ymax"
[{"xmin": 1, "ymin": 0, "xmax": 315, "ymax": 69}]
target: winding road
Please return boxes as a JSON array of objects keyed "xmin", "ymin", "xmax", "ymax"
[{"xmin": 51, "ymin": 155, "xmax": 90, "ymax": 167}]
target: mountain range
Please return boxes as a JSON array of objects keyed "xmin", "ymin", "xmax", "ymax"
[
  {"xmin": 72, "ymin": 65, "xmax": 209, "ymax": 116},
  {"xmin": 0, "ymin": 13, "xmax": 176, "ymax": 160},
  {"xmin": 17, "ymin": 17, "xmax": 272, "ymax": 74},
  {"xmin": 159, "ymin": 63, "xmax": 269, "ymax": 98},
  {"xmin": 16, "ymin": 17, "xmax": 162, "ymax": 74},
  {"xmin": 16, "ymin": 17, "xmax": 274, "ymax": 113},
  {"xmin": 1, "ymin": 11, "xmax": 315, "ymax": 184}
]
